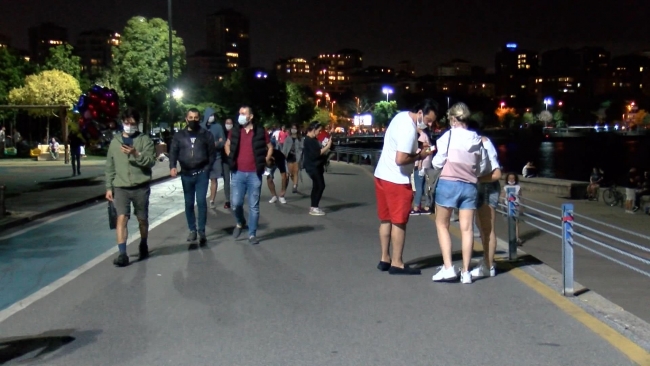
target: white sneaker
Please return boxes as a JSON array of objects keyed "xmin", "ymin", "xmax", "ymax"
[
  {"xmin": 431, "ymin": 266, "xmax": 458, "ymax": 282},
  {"xmin": 269, "ymin": 196, "xmax": 278, "ymax": 203},
  {"xmin": 209, "ymin": 201, "xmax": 215, "ymax": 209},
  {"xmin": 263, "ymin": 168, "xmax": 271, "ymax": 176},
  {"xmin": 309, "ymin": 208, "xmax": 325, "ymax": 216},
  {"xmin": 470, "ymin": 261, "xmax": 496, "ymax": 278},
  {"xmin": 460, "ymin": 271, "xmax": 472, "ymax": 284},
  {"xmin": 279, "ymin": 196, "xmax": 287, "ymax": 204}
]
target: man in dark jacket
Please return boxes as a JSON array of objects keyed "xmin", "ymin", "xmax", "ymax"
[
  {"xmin": 170, "ymin": 108, "xmax": 216, "ymax": 245},
  {"xmin": 225, "ymin": 105, "xmax": 273, "ymax": 245},
  {"xmin": 201, "ymin": 107, "xmax": 227, "ymax": 209},
  {"xmin": 69, "ymin": 132, "xmax": 83, "ymax": 176}
]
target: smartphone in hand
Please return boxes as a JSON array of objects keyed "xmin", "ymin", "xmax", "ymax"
[{"xmin": 122, "ymin": 137, "xmax": 133, "ymax": 147}]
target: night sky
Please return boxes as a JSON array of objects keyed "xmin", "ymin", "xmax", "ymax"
[{"xmin": 1, "ymin": 0, "xmax": 649, "ymax": 74}]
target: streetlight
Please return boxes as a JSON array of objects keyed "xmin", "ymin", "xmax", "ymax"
[
  {"xmin": 544, "ymin": 97, "xmax": 553, "ymax": 110},
  {"xmin": 500, "ymin": 101, "xmax": 506, "ymax": 109},
  {"xmin": 168, "ymin": 0, "xmax": 174, "ymax": 135},
  {"xmin": 316, "ymin": 98, "xmax": 321, "ymax": 108},
  {"xmin": 382, "ymin": 87, "xmax": 393, "ymax": 102},
  {"xmin": 447, "ymin": 96, "xmax": 450, "ymax": 110},
  {"xmin": 355, "ymin": 97, "xmax": 360, "ymax": 113},
  {"xmin": 172, "ymin": 88, "xmax": 183, "ymax": 101}
]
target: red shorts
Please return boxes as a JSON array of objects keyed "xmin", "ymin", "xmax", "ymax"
[{"xmin": 374, "ymin": 177, "xmax": 412, "ymax": 225}]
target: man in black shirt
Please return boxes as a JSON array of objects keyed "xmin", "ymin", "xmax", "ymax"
[
  {"xmin": 170, "ymin": 108, "xmax": 216, "ymax": 245},
  {"xmin": 69, "ymin": 133, "xmax": 83, "ymax": 176}
]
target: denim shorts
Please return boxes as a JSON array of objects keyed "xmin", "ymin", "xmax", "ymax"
[
  {"xmin": 435, "ymin": 179, "xmax": 478, "ymax": 210},
  {"xmin": 477, "ymin": 181, "xmax": 501, "ymax": 208}
]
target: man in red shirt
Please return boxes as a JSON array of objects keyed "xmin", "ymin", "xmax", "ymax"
[{"xmin": 225, "ymin": 106, "xmax": 273, "ymax": 244}]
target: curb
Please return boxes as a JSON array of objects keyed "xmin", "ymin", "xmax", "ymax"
[{"xmin": 0, "ymin": 174, "xmax": 172, "ymax": 232}]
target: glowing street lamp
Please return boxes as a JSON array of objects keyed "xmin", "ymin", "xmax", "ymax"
[
  {"xmin": 382, "ymin": 87, "xmax": 393, "ymax": 102},
  {"xmin": 172, "ymin": 88, "xmax": 184, "ymax": 101},
  {"xmin": 543, "ymin": 97, "xmax": 553, "ymax": 110},
  {"xmin": 500, "ymin": 101, "xmax": 506, "ymax": 109}
]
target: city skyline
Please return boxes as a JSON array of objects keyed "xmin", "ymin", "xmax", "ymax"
[{"xmin": 1, "ymin": 0, "xmax": 649, "ymax": 74}]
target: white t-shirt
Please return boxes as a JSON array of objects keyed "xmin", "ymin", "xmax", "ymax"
[{"xmin": 374, "ymin": 112, "xmax": 418, "ymax": 184}]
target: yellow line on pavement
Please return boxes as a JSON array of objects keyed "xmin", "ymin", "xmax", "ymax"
[
  {"xmin": 359, "ymin": 160, "xmax": 650, "ymax": 362},
  {"xmin": 443, "ymin": 216, "xmax": 650, "ymax": 365}
]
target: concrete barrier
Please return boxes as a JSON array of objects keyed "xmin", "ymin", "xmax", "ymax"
[{"xmin": 500, "ymin": 176, "xmax": 589, "ymax": 199}]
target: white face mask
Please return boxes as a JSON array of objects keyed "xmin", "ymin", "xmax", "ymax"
[
  {"xmin": 208, "ymin": 115, "xmax": 215, "ymax": 123},
  {"xmin": 416, "ymin": 113, "xmax": 427, "ymax": 130},
  {"xmin": 508, "ymin": 181, "xmax": 516, "ymax": 185},
  {"xmin": 123, "ymin": 124, "xmax": 138, "ymax": 135},
  {"xmin": 291, "ymin": 128, "xmax": 297, "ymax": 134},
  {"xmin": 225, "ymin": 123, "xmax": 233, "ymax": 131},
  {"xmin": 238, "ymin": 115, "xmax": 248, "ymax": 125}
]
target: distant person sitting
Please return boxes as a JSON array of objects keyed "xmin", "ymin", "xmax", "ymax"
[
  {"xmin": 633, "ymin": 171, "xmax": 650, "ymax": 212},
  {"xmin": 587, "ymin": 167, "xmax": 603, "ymax": 201},
  {"xmin": 522, "ymin": 161, "xmax": 537, "ymax": 178},
  {"xmin": 49, "ymin": 138, "xmax": 60, "ymax": 160}
]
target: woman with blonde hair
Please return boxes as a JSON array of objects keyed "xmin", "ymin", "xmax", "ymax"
[{"xmin": 430, "ymin": 102, "xmax": 487, "ymax": 284}]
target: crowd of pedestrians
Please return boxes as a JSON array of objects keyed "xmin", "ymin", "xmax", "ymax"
[{"xmin": 105, "ymin": 101, "xmax": 516, "ymax": 281}]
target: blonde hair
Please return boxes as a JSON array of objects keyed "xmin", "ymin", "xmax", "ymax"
[{"xmin": 447, "ymin": 102, "xmax": 471, "ymax": 122}]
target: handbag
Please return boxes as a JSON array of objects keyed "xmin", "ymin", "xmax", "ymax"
[
  {"xmin": 478, "ymin": 137, "xmax": 493, "ymax": 178},
  {"xmin": 429, "ymin": 130, "xmax": 452, "ymax": 198},
  {"xmin": 108, "ymin": 200, "xmax": 117, "ymax": 230}
]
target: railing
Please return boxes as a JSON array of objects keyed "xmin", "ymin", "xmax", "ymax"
[
  {"xmin": 331, "ymin": 146, "xmax": 382, "ymax": 166},
  {"xmin": 497, "ymin": 191, "xmax": 650, "ymax": 296}
]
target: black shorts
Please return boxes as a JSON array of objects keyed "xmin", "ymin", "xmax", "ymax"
[{"xmin": 113, "ymin": 185, "xmax": 150, "ymax": 220}]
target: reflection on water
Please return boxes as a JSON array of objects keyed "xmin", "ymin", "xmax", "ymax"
[
  {"xmin": 538, "ymin": 142, "xmax": 554, "ymax": 178},
  {"xmin": 496, "ymin": 136, "xmax": 650, "ymax": 182}
]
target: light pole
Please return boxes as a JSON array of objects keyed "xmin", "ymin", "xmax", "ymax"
[
  {"xmin": 382, "ymin": 87, "xmax": 393, "ymax": 102},
  {"xmin": 168, "ymin": 0, "xmax": 174, "ymax": 134},
  {"xmin": 500, "ymin": 101, "xmax": 505, "ymax": 109},
  {"xmin": 447, "ymin": 96, "xmax": 450, "ymax": 110}
]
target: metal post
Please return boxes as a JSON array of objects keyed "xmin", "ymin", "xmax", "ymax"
[
  {"xmin": 562, "ymin": 203, "xmax": 575, "ymax": 296},
  {"xmin": 506, "ymin": 186, "xmax": 517, "ymax": 260},
  {"xmin": 61, "ymin": 106, "xmax": 69, "ymax": 164},
  {"xmin": 0, "ymin": 185, "xmax": 5, "ymax": 218},
  {"xmin": 168, "ymin": 0, "xmax": 174, "ymax": 134}
]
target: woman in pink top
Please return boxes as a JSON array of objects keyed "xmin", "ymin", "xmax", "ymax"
[{"xmin": 430, "ymin": 102, "xmax": 484, "ymax": 284}]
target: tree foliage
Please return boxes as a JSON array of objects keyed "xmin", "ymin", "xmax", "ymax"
[
  {"xmin": 537, "ymin": 110, "xmax": 553, "ymax": 125},
  {"xmin": 43, "ymin": 45, "xmax": 81, "ymax": 81},
  {"xmin": 553, "ymin": 110, "xmax": 566, "ymax": 128},
  {"xmin": 0, "ymin": 48, "xmax": 32, "ymax": 118},
  {"xmin": 285, "ymin": 82, "xmax": 315, "ymax": 126},
  {"xmin": 8, "ymin": 70, "xmax": 81, "ymax": 117},
  {"xmin": 372, "ymin": 101, "xmax": 398, "ymax": 127},
  {"xmin": 112, "ymin": 16, "xmax": 186, "ymax": 124},
  {"xmin": 522, "ymin": 111, "xmax": 535, "ymax": 125},
  {"xmin": 313, "ymin": 108, "xmax": 331, "ymax": 126}
]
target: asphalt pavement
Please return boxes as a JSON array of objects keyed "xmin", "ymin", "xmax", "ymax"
[{"xmin": 0, "ymin": 162, "xmax": 645, "ymax": 365}]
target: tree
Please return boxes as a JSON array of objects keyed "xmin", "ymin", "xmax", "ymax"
[
  {"xmin": 522, "ymin": 111, "xmax": 535, "ymax": 125},
  {"xmin": 553, "ymin": 110, "xmax": 566, "ymax": 128},
  {"xmin": 113, "ymin": 16, "xmax": 186, "ymax": 131},
  {"xmin": 592, "ymin": 101, "xmax": 610, "ymax": 124},
  {"xmin": 313, "ymin": 108, "xmax": 331, "ymax": 126},
  {"xmin": 346, "ymin": 97, "xmax": 373, "ymax": 115},
  {"xmin": 0, "ymin": 48, "xmax": 31, "ymax": 119},
  {"xmin": 495, "ymin": 107, "xmax": 518, "ymax": 128},
  {"xmin": 633, "ymin": 109, "xmax": 649, "ymax": 129},
  {"xmin": 537, "ymin": 110, "xmax": 553, "ymax": 127},
  {"xmin": 372, "ymin": 101, "xmax": 398, "ymax": 128},
  {"xmin": 8, "ymin": 70, "xmax": 81, "ymax": 140},
  {"xmin": 43, "ymin": 45, "xmax": 80, "ymax": 81},
  {"xmin": 285, "ymin": 82, "xmax": 315, "ymax": 126}
]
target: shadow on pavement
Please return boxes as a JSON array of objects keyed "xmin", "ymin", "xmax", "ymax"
[
  {"xmin": 37, "ymin": 177, "xmax": 102, "ymax": 190},
  {"xmin": 324, "ymin": 202, "xmax": 366, "ymax": 213},
  {"xmin": 406, "ymin": 251, "xmax": 464, "ymax": 270},
  {"xmin": 520, "ymin": 229, "xmax": 543, "ymax": 243},
  {"xmin": 325, "ymin": 172, "xmax": 358, "ymax": 176},
  {"xmin": 0, "ymin": 329, "xmax": 100, "ymax": 364},
  {"xmin": 259, "ymin": 225, "xmax": 324, "ymax": 241},
  {"xmin": 495, "ymin": 254, "xmax": 543, "ymax": 274}
]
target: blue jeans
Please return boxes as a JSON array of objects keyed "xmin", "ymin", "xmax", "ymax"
[
  {"xmin": 413, "ymin": 171, "xmax": 428, "ymax": 208},
  {"xmin": 181, "ymin": 170, "xmax": 209, "ymax": 232},
  {"xmin": 435, "ymin": 179, "xmax": 478, "ymax": 210},
  {"xmin": 231, "ymin": 171, "xmax": 262, "ymax": 237}
]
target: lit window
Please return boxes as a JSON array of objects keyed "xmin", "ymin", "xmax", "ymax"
[
  {"xmin": 521, "ymin": 85, "xmax": 526, "ymax": 88},
  {"xmin": 232, "ymin": 43, "xmax": 237, "ymax": 47},
  {"xmin": 225, "ymin": 28, "xmax": 229, "ymax": 32},
  {"xmin": 641, "ymin": 67, "xmax": 644, "ymax": 72},
  {"xmin": 526, "ymin": 65, "xmax": 530, "ymax": 69},
  {"xmin": 287, "ymin": 69, "xmax": 291, "ymax": 73},
  {"xmin": 226, "ymin": 52, "xmax": 239, "ymax": 58},
  {"xmin": 577, "ymin": 83, "xmax": 581, "ymax": 87},
  {"xmin": 510, "ymin": 95, "xmax": 516, "ymax": 98}
]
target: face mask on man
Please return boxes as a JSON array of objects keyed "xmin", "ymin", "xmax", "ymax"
[
  {"xmin": 208, "ymin": 115, "xmax": 215, "ymax": 124},
  {"xmin": 291, "ymin": 128, "xmax": 297, "ymax": 134},
  {"xmin": 225, "ymin": 123, "xmax": 233, "ymax": 131},
  {"xmin": 123, "ymin": 124, "xmax": 138, "ymax": 135},
  {"xmin": 187, "ymin": 120, "xmax": 200, "ymax": 130},
  {"xmin": 238, "ymin": 115, "xmax": 248, "ymax": 125},
  {"xmin": 416, "ymin": 112, "xmax": 427, "ymax": 130}
]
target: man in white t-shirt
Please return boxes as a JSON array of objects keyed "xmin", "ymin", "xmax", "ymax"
[{"xmin": 374, "ymin": 99, "xmax": 438, "ymax": 275}]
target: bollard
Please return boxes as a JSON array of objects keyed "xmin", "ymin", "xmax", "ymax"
[
  {"xmin": 506, "ymin": 186, "xmax": 517, "ymax": 260},
  {"xmin": 561, "ymin": 203, "xmax": 575, "ymax": 296},
  {"xmin": 0, "ymin": 185, "xmax": 5, "ymax": 218}
]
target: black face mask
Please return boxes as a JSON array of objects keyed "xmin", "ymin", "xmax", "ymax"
[{"xmin": 187, "ymin": 121, "xmax": 200, "ymax": 130}]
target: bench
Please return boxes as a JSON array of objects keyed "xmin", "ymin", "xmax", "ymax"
[
  {"xmin": 500, "ymin": 176, "xmax": 589, "ymax": 199},
  {"xmin": 35, "ymin": 144, "xmax": 67, "ymax": 161}
]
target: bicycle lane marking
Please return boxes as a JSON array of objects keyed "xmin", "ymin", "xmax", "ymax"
[{"xmin": 0, "ymin": 177, "xmax": 222, "ymax": 323}]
